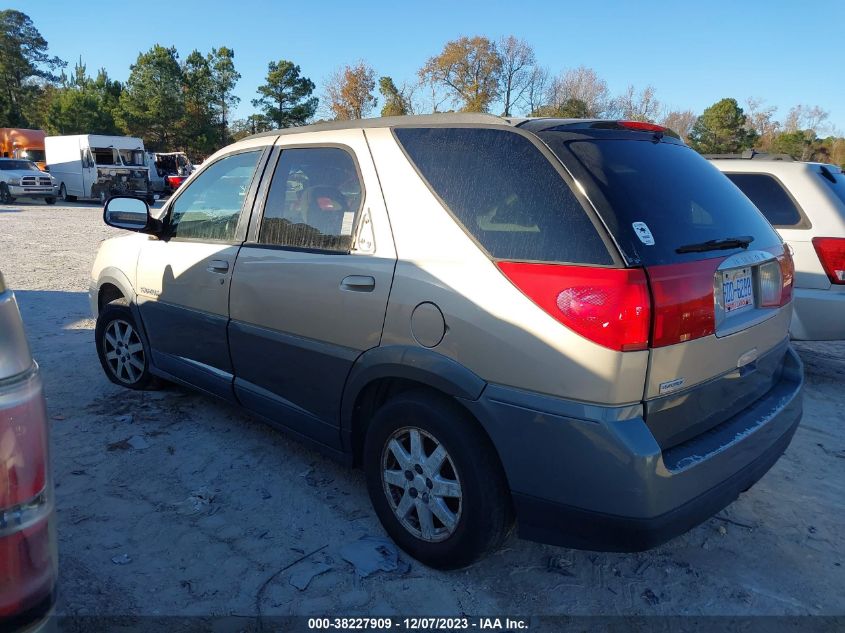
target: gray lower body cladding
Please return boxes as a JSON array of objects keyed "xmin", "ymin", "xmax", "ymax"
[{"xmin": 461, "ymin": 345, "xmax": 804, "ymax": 551}]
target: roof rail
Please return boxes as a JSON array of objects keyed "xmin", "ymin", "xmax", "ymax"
[
  {"xmin": 704, "ymin": 149, "xmax": 794, "ymax": 161},
  {"xmin": 243, "ymin": 113, "xmax": 512, "ymax": 141}
]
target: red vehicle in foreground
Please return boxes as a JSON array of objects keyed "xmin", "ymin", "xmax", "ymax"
[{"xmin": 0, "ymin": 271, "xmax": 56, "ymax": 631}]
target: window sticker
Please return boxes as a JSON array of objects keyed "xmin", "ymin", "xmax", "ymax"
[
  {"xmin": 632, "ymin": 221, "xmax": 655, "ymax": 245},
  {"xmin": 340, "ymin": 211, "xmax": 355, "ymax": 236}
]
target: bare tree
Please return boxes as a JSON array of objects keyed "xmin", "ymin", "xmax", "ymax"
[
  {"xmin": 323, "ymin": 61, "xmax": 377, "ymax": 120},
  {"xmin": 744, "ymin": 97, "xmax": 780, "ymax": 150},
  {"xmin": 659, "ymin": 109, "xmax": 698, "ymax": 142},
  {"xmin": 612, "ymin": 85, "xmax": 661, "ymax": 121},
  {"xmin": 544, "ymin": 66, "xmax": 611, "ymax": 117},
  {"xmin": 784, "ymin": 104, "xmax": 830, "ymax": 135},
  {"xmin": 497, "ymin": 36, "xmax": 535, "ymax": 116},
  {"xmin": 522, "ymin": 66, "xmax": 549, "ymax": 116}
]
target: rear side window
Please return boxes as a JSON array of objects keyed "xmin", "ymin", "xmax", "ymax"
[
  {"xmin": 542, "ymin": 135, "xmax": 782, "ymax": 266},
  {"xmin": 723, "ymin": 173, "xmax": 803, "ymax": 227},
  {"xmin": 394, "ymin": 127, "xmax": 612, "ymax": 265},
  {"xmin": 260, "ymin": 147, "xmax": 363, "ymax": 252}
]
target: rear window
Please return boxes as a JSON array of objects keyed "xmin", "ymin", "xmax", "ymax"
[
  {"xmin": 820, "ymin": 167, "xmax": 845, "ymax": 207},
  {"xmin": 394, "ymin": 127, "xmax": 612, "ymax": 265},
  {"xmin": 541, "ymin": 135, "xmax": 782, "ymax": 266},
  {"xmin": 723, "ymin": 173, "xmax": 803, "ymax": 227}
]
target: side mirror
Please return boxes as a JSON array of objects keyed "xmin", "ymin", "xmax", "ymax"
[{"xmin": 103, "ymin": 196, "xmax": 160, "ymax": 234}]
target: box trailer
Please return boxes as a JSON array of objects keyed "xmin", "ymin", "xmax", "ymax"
[
  {"xmin": 0, "ymin": 128, "xmax": 47, "ymax": 171},
  {"xmin": 45, "ymin": 135, "xmax": 153, "ymax": 203}
]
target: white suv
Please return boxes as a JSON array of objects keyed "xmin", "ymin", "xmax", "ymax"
[{"xmin": 711, "ymin": 155, "xmax": 845, "ymax": 340}]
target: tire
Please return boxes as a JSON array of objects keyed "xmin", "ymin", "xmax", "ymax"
[
  {"xmin": 96, "ymin": 188, "xmax": 107, "ymax": 205},
  {"xmin": 45, "ymin": 197, "xmax": 56, "ymax": 205},
  {"xmin": 95, "ymin": 303, "xmax": 156, "ymax": 390},
  {"xmin": 0, "ymin": 183, "xmax": 13, "ymax": 204},
  {"xmin": 59, "ymin": 183, "xmax": 76, "ymax": 202},
  {"xmin": 363, "ymin": 390, "xmax": 513, "ymax": 569}
]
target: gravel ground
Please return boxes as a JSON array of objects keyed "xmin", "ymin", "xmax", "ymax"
[{"xmin": 1, "ymin": 200, "xmax": 843, "ymax": 619}]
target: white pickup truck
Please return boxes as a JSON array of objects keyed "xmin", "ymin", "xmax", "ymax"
[{"xmin": 0, "ymin": 158, "xmax": 57, "ymax": 204}]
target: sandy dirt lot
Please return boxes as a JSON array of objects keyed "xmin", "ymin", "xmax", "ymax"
[{"xmin": 1, "ymin": 201, "xmax": 843, "ymax": 620}]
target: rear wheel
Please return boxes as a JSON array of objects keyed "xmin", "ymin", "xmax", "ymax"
[
  {"xmin": 363, "ymin": 390, "xmax": 513, "ymax": 569},
  {"xmin": 95, "ymin": 304, "xmax": 155, "ymax": 390}
]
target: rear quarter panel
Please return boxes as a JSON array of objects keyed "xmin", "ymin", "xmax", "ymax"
[{"xmin": 364, "ymin": 127, "xmax": 649, "ymax": 406}]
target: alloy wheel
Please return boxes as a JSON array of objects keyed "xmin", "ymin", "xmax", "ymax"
[
  {"xmin": 102, "ymin": 319, "xmax": 145, "ymax": 384},
  {"xmin": 381, "ymin": 426, "xmax": 463, "ymax": 542}
]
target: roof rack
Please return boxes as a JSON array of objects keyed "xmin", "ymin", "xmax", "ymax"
[
  {"xmin": 704, "ymin": 149, "xmax": 794, "ymax": 161},
  {"xmin": 243, "ymin": 113, "xmax": 512, "ymax": 141}
]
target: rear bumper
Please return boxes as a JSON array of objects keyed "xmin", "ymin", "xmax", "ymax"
[
  {"xmin": 791, "ymin": 287, "xmax": 845, "ymax": 340},
  {"xmin": 463, "ymin": 346, "xmax": 803, "ymax": 551}
]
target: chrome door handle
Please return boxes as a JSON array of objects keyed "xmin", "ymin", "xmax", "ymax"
[
  {"xmin": 340, "ymin": 275, "xmax": 375, "ymax": 292},
  {"xmin": 208, "ymin": 259, "xmax": 229, "ymax": 273}
]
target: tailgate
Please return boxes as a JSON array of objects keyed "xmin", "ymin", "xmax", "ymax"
[{"xmin": 538, "ymin": 129, "xmax": 795, "ymax": 446}]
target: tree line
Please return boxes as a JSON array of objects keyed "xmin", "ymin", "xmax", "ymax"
[{"xmin": 2, "ymin": 9, "xmax": 842, "ymax": 165}]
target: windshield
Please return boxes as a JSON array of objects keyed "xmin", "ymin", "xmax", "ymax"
[
  {"xmin": 17, "ymin": 149, "xmax": 45, "ymax": 163},
  {"xmin": 93, "ymin": 148, "xmax": 117, "ymax": 166},
  {"xmin": 119, "ymin": 149, "xmax": 145, "ymax": 167},
  {"xmin": 540, "ymin": 134, "xmax": 782, "ymax": 265},
  {"xmin": 0, "ymin": 160, "xmax": 40, "ymax": 171}
]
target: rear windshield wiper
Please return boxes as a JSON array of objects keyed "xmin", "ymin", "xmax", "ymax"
[{"xmin": 675, "ymin": 235, "xmax": 754, "ymax": 254}]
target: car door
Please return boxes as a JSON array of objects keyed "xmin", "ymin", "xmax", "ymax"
[
  {"xmin": 136, "ymin": 141, "xmax": 272, "ymax": 400},
  {"xmin": 228, "ymin": 129, "xmax": 396, "ymax": 449},
  {"xmin": 80, "ymin": 145, "xmax": 97, "ymax": 198}
]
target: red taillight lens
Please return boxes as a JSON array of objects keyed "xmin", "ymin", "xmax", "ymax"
[
  {"xmin": 497, "ymin": 262, "xmax": 651, "ymax": 351},
  {"xmin": 778, "ymin": 249, "xmax": 795, "ymax": 304},
  {"xmin": 813, "ymin": 237, "xmax": 845, "ymax": 285},
  {"xmin": 166, "ymin": 175, "xmax": 186, "ymax": 188},
  {"xmin": 648, "ymin": 258, "xmax": 723, "ymax": 347},
  {"xmin": 0, "ymin": 518, "xmax": 56, "ymax": 618},
  {"xmin": 617, "ymin": 120, "xmax": 668, "ymax": 133},
  {"xmin": 0, "ymin": 374, "xmax": 55, "ymax": 619}
]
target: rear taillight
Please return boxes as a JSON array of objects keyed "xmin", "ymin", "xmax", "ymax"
[
  {"xmin": 647, "ymin": 258, "xmax": 723, "ymax": 347},
  {"xmin": 0, "ymin": 373, "xmax": 55, "ymax": 619},
  {"xmin": 813, "ymin": 237, "xmax": 845, "ymax": 284},
  {"xmin": 0, "ymin": 385, "xmax": 48, "ymax": 510},
  {"xmin": 496, "ymin": 262, "xmax": 651, "ymax": 351}
]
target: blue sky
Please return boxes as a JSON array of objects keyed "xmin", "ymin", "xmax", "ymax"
[{"xmin": 14, "ymin": 0, "xmax": 845, "ymax": 131}]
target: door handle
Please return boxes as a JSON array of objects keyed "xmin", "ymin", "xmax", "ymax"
[
  {"xmin": 340, "ymin": 275, "xmax": 375, "ymax": 292},
  {"xmin": 208, "ymin": 259, "xmax": 229, "ymax": 273}
]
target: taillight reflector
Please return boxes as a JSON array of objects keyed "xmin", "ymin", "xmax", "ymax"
[
  {"xmin": 496, "ymin": 262, "xmax": 651, "ymax": 351},
  {"xmin": 813, "ymin": 237, "xmax": 845, "ymax": 285},
  {"xmin": 647, "ymin": 258, "xmax": 723, "ymax": 348}
]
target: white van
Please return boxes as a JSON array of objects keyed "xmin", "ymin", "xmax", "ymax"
[{"xmin": 45, "ymin": 135, "xmax": 153, "ymax": 203}]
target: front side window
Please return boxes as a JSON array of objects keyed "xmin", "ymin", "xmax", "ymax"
[
  {"xmin": 259, "ymin": 147, "xmax": 363, "ymax": 252},
  {"xmin": 724, "ymin": 173, "xmax": 803, "ymax": 227},
  {"xmin": 169, "ymin": 150, "xmax": 262, "ymax": 242}
]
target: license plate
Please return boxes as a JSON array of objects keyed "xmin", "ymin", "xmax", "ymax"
[{"xmin": 723, "ymin": 267, "xmax": 754, "ymax": 313}]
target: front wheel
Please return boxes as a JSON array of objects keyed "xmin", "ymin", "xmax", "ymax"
[
  {"xmin": 95, "ymin": 304, "xmax": 155, "ymax": 390},
  {"xmin": 363, "ymin": 390, "xmax": 513, "ymax": 569},
  {"xmin": 0, "ymin": 183, "xmax": 14, "ymax": 204},
  {"xmin": 59, "ymin": 183, "xmax": 76, "ymax": 202}
]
